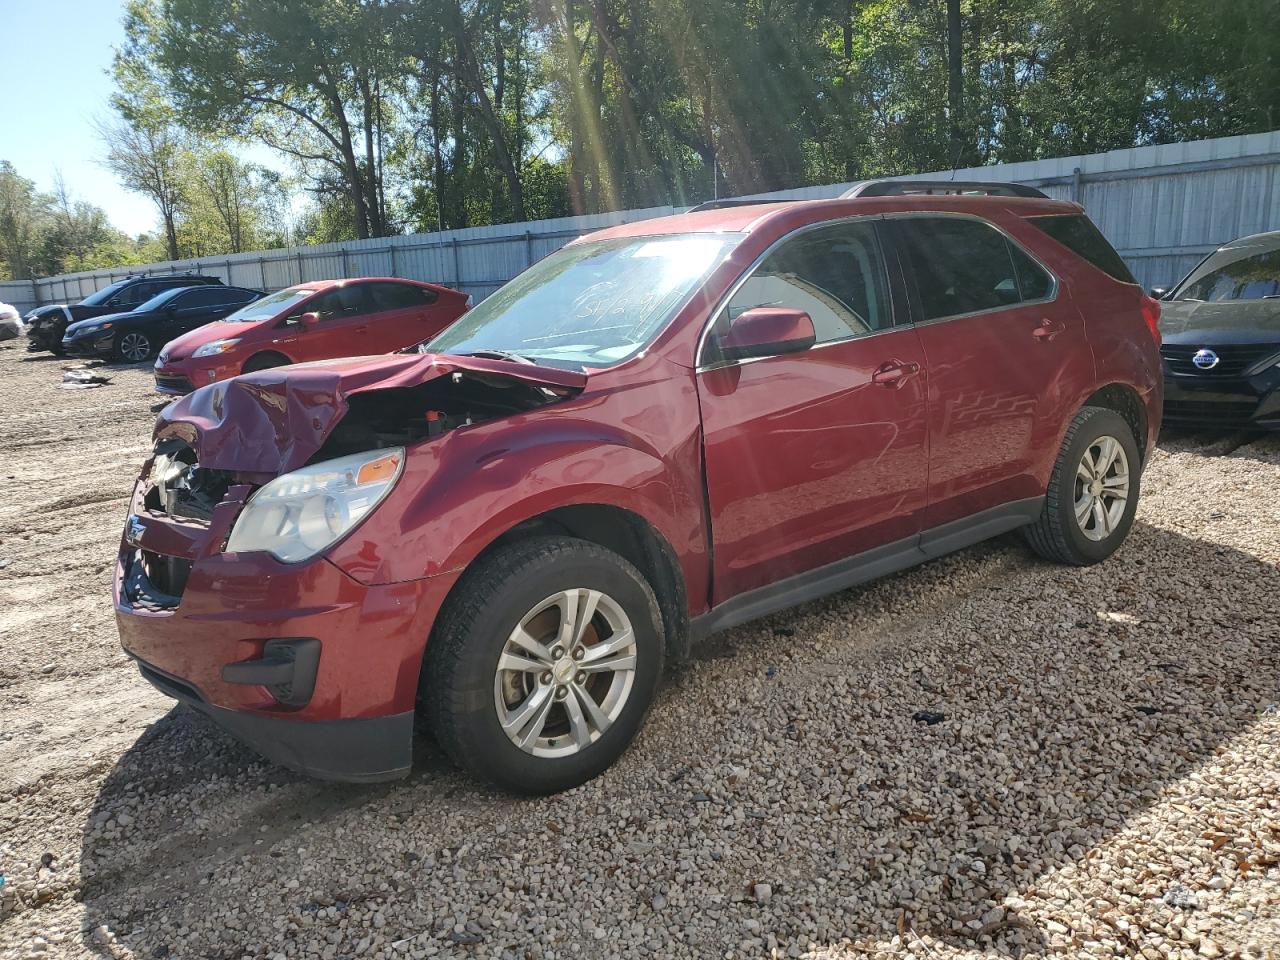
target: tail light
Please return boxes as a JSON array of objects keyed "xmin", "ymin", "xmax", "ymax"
[{"xmin": 1140, "ymin": 296, "xmax": 1162, "ymax": 346}]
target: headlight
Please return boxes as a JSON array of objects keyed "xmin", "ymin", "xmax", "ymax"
[
  {"xmin": 192, "ymin": 338, "xmax": 241, "ymax": 358},
  {"xmin": 225, "ymin": 448, "xmax": 404, "ymax": 563}
]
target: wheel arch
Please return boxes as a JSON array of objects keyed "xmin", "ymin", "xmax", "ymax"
[
  {"xmin": 242, "ymin": 349, "xmax": 292, "ymax": 374},
  {"xmin": 435, "ymin": 503, "xmax": 692, "ymax": 668},
  {"xmin": 1082, "ymin": 382, "xmax": 1149, "ymax": 464}
]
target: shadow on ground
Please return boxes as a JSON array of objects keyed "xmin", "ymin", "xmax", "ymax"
[{"xmin": 77, "ymin": 514, "xmax": 1279, "ymax": 957}]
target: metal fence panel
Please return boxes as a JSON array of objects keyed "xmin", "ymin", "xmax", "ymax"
[
  {"xmin": 0, "ymin": 280, "xmax": 38, "ymax": 314},
  {"xmin": 22, "ymin": 132, "xmax": 1280, "ymax": 305}
]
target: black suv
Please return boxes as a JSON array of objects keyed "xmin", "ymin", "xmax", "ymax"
[
  {"xmin": 25, "ymin": 273, "xmax": 224, "ymax": 354},
  {"xmin": 1157, "ymin": 231, "xmax": 1280, "ymax": 430}
]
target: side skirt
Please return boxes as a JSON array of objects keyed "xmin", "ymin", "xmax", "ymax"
[{"xmin": 689, "ymin": 496, "xmax": 1043, "ymax": 640}]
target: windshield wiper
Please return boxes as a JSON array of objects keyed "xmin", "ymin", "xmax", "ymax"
[{"xmin": 459, "ymin": 348, "xmax": 536, "ymax": 365}]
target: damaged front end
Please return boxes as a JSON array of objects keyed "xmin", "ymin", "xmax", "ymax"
[
  {"xmin": 125, "ymin": 352, "xmax": 586, "ymax": 600},
  {"xmin": 152, "ymin": 352, "xmax": 586, "ymax": 475},
  {"xmin": 115, "ymin": 353, "xmax": 586, "ymax": 781}
]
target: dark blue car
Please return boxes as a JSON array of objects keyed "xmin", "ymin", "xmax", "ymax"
[{"xmin": 62, "ymin": 285, "xmax": 262, "ymax": 362}]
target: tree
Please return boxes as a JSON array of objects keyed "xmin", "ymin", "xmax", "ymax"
[
  {"xmin": 0, "ymin": 162, "xmax": 47, "ymax": 280},
  {"xmin": 123, "ymin": 0, "xmax": 395, "ymax": 240},
  {"xmin": 83, "ymin": 0, "xmax": 1280, "ymax": 251},
  {"xmin": 98, "ymin": 54, "xmax": 189, "ymax": 261}
]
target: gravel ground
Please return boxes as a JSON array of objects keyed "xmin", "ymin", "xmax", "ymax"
[{"xmin": 1, "ymin": 337, "xmax": 1278, "ymax": 960}]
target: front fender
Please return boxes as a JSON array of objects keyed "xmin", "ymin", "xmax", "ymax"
[{"xmin": 325, "ymin": 377, "xmax": 708, "ymax": 605}]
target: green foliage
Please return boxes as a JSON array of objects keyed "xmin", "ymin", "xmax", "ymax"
[
  {"xmin": 0, "ymin": 161, "xmax": 158, "ymax": 280},
  {"xmin": 65, "ymin": 0, "xmax": 1280, "ymax": 260}
]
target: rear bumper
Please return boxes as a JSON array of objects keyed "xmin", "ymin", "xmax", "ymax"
[{"xmin": 130, "ymin": 655, "xmax": 415, "ymax": 781}]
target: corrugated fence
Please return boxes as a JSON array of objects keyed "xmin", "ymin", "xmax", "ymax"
[{"xmin": 5, "ymin": 129, "xmax": 1280, "ymax": 315}]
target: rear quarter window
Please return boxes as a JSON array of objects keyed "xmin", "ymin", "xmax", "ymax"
[
  {"xmin": 892, "ymin": 216, "xmax": 1054, "ymax": 321},
  {"xmin": 1028, "ymin": 214, "xmax": 1136, "ymax": 285}
]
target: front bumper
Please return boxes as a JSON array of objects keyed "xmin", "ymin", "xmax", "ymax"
[
  {"xmin": 113, "ymin": 476, "xmax": 459, "ymax": 782},
  {"xmin": 62, "ymin": 331, "xmax": 113, "ymax": 357},
  {"xmin": 26, "ymin": 322, "xmax": 65, "ymax": 351},
  {"xmin": 153, "ymin": 357, "xmax": 237, "ymax": 394},
  {"xmin": 153, "ymin": 370, "xmax": 195, "ymax": 395},
  {"xmin": 131, "ymin": 655, "xmax": 416, "ymax": 781},
  {"xmin": 1162, "ymin": 364, "xmax": 1280, "ymax": 430}
]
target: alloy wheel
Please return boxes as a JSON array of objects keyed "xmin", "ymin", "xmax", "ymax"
[
  {"xmin": 1074, "ymin": 434, "xmax": 1129, "ymax": 541},
  {"xmin": 119, "ymin": 332, "xmax": 152, "ymax": 363},
  {"xmin": 493, "ymin": 588, "xmax": 637, "ymax": 758}
]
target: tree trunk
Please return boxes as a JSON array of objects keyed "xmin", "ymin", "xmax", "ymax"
[
  {"xmin": 451, "ymin": 9, "xmax": 525, "ymax": 221},
  {"xmin": 946, "ymin": 0, "xmax": 964, "ymax": 166},
  {"xmin": 163, "ymin": 211, "xmax": 179, "ymax": 261}
]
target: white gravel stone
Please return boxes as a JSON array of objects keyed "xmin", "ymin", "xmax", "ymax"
[{"xmin": 1, "ymin": 349, "xmax": 1280, "ymax": 959}]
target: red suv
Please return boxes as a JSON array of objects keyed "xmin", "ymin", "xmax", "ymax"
[
  {"xmin": 152, "ymin": 277, "xmax": 470, "ymax": 394},
  {"xmin": 115, "ymin": 182, "xmax": 1162, "ymax": 793}
]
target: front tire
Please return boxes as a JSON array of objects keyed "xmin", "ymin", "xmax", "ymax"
[
  {"xmin": 423, "ymin": 536, "xmax": 664, "ymax": 794},
  {"xmin": 242, "ymin": 352, "xmax": 289, "ymax": 374},
  {"xmin": 1024, "ymin": 405, "xmax": 1141, "ymax": 566},
  {"xmin": 114, "ymin": 330, "xmax": 153, "ymax": 363}
]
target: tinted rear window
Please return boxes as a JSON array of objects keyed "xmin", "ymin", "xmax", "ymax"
[
  {"xmin": 893, "ymin": 217, "xmax": 1049, "ymax": 321},
  {"xmin": 1028, "ymin": 214, "xmax": 1136, "ymax": 285}
]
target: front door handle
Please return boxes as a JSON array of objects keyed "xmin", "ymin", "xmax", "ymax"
[
  {"xmin": 1032, "ymin": 318, "xmax": 1066, "ymax": 341},
  {"xmin": 872, "ymin": 359, "xmax": 921, "ymax": 388}
]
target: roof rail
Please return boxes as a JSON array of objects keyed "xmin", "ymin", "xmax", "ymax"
[
  {"xmin": 841, "ymin": 179, "xmax": 1047, "ymax": 199},
  {"xmin": 685, "ymin": 198, "xmax": 780, "ymax": 213}
]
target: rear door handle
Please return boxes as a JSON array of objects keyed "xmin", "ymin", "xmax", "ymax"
[
  {"xmin": 1032, "ymin": 318, "xmax": 1066, "ymax": 341},
  {"xmin": 872, "ymin": 359, "xmax": 921, "ymax": 387}
]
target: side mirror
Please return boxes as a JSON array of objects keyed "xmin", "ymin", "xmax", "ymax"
[
  {"xmin": 1149, "ymin": 286, "xmax": 1169, "ymax": 300},
  {"xmin": 300, "ymin": 311, "xmax": 321, "ymax": 328},
  {"xmin": 716, "ymin": 307, "xmax": 816, "ymax": 362}
]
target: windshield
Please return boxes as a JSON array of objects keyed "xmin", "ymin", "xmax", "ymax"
[
  {"xmin": 1173, "ymin": 237, "xmax": 1280, "ymax": 302},
  {"xmin": 222, "ymin": 286, "xmax": 312, "ymax": 322},
  {"xmin": 426, "ymin": 233, "xmax": 742, "ymax": 369},
  {"xmin": 79, "ymin": 279, "xmax": 133, "ymax": 306}
]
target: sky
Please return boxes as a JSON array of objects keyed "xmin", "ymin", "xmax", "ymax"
[{"xmin": 0, "ymin": 0, "xmax": 282, "ymax": 238}]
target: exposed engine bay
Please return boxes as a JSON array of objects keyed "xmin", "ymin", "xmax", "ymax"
[
  {"xmin": 309, "ymin": 370, "xmax": 570, "ymax": 462},
  {"xmin": 143, "ymin": 440, "xmax": 237, "ymax": 521}
]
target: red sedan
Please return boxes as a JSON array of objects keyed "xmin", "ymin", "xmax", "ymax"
[{"xmin": 152, "ymin": 277, "xmax": 470, "ymax": 394}]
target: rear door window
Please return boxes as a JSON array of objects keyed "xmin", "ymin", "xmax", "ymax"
[
  {"xmin": 175, "ymin": 287, "xmax": 231, "ymax": 308},
  {"xmin": 308, "ymin": 286, "xmax": 371, "ymax": 322},
  {"xmin": 1027, "ymin": 214, "xmax": 1136, "ymax": 284},
  {"xmin": 366, "ymin": 282, "xmax": 434, "ymax": 311},
  {"xmin": 112, "ymin": 282, "xmax": 161, "ymax": 308},
  {"xmin": 892, "ymin": 217, "xmax": 1051, "ymax": 320}
]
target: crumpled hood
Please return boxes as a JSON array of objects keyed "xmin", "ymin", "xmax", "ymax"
[
  {"xmin": 26, "ymin": 305, "xmax": 70, "ymax": 326},
  {"xmin": 1159, "ymin": 299, "xmax": 1280, "ymax": 344},
  {"xmin": 153, "ymin": 352, "xmax": 588, "ymax": 475},
  {"xmin": 162, "ymin": 318, "xmax": 262, "ymax": 360}
]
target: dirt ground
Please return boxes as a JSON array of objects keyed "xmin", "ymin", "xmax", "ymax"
[{"xmin": 0, "ymin": 336, "xmax": 1277, "ymax": 960}]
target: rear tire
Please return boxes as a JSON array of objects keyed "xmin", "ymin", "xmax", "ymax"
[
  {"xmin": 423, "ymin": 536, "xmax": 664, "ymax": 794},
  {"xmin": 1024, "ymin": 405, "xmax": 1140, "ymax": 566},
  {"xmin": 242, "ymin": 352, "xmax": 289, "ymax": 374}
]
